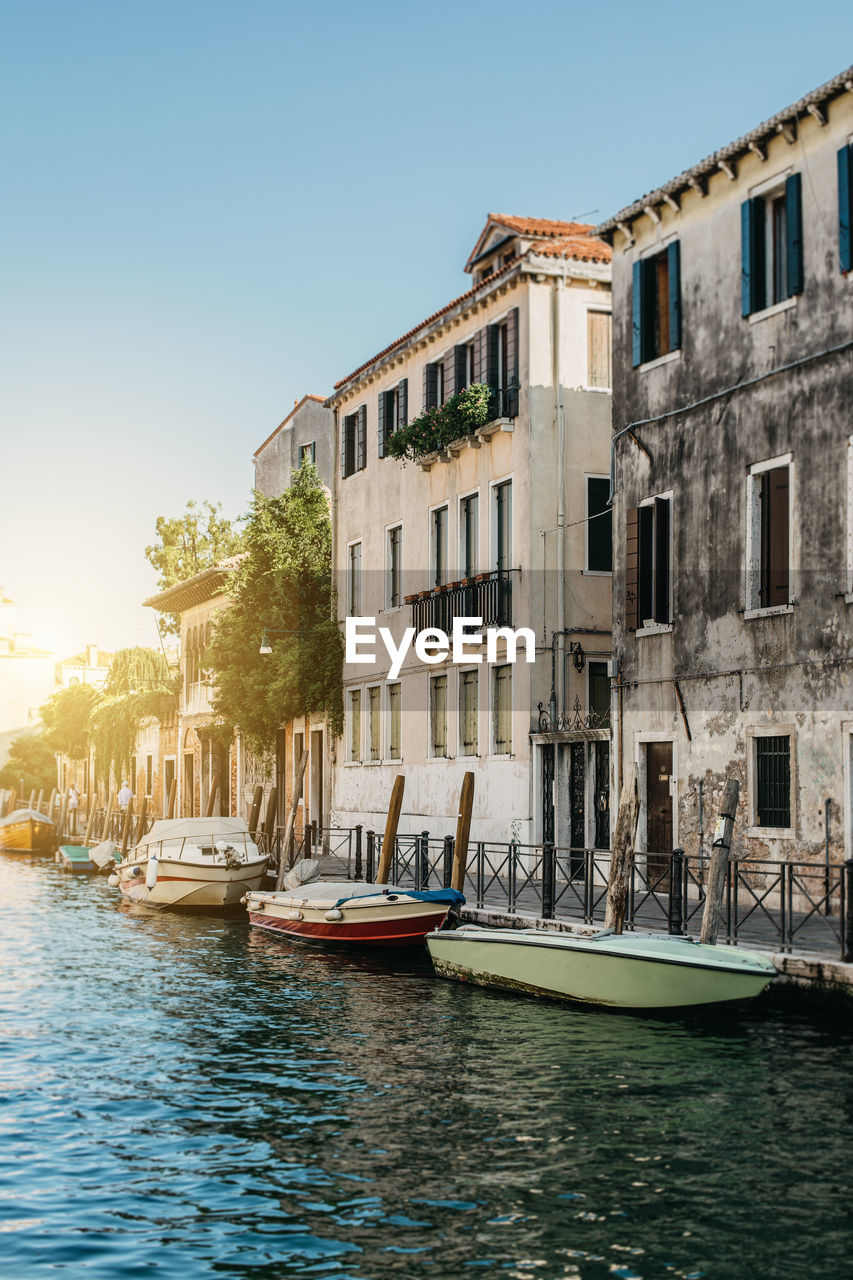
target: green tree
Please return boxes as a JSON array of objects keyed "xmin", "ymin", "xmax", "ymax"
[
  {"xmin": 40, "ymin": 683, "xmax": 98, "ymax": 759},
  {"xmin": 0, "ymin": 734, "xmax": 56, "ymax": 794},
  {"xmin": 145, "ymin": 499, "xmax": 243, "ymax": 634},
  {"xmin": 90, "ymin": 647, "xmax": 177, "ymax": 778},
  {"xmin": 207, "ymin": 466, "xmax": 343, "ymax": 755}
]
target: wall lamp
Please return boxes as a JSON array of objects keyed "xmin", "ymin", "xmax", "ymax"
[{"xmin": 569, "ymin": 641, "xmax": 586, "ymax": 673}]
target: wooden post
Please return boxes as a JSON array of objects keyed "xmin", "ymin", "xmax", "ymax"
[
  {"xmin": 604, "ymin": 762, "xmax": 640, "ymax": 933},
  {"xmin": 205, "ymin": 782, "xmax": 220, "ymax": 818},
  {"xmin": 28, "ymin": 789, "xmax": 36, "ymax": 810},
  {"xmin": 36, "ymin": 788, "xmax": 44, "ymax": 813},
  {"xmin": 136, "ymin": 796, "xmax": 148, "ymax": 845},
  {"xmin": 248, "ymin": 784, "xmax": 264, "ymax": 839},
  {"xmin": 376, "ymin": 775, "xmax": 406, "ymax": 884},
  {"xmin": 451, "ymin": 771, "xmax": 475, "ymax": 893},
  {"xmin": 82, "ymin": 793, "xmax": 97, "ymax": 846},
  {"xmin": 167, "ymin": 778, "xmax": 177, "ymax": 819},
  {"xmin": 57, "ymin": 790, "xmax": 69, "ymax": 845},
  {"xmin": 699, "ymin": 778, "xmax": 740, "ymax": 945},
  {"xmin": 102, "ymin": 792, "xmax": 115, "ymax": 844},
  {"xmin": 46, "ymin": 788, "xmax": 56, "ymax": 823},
  {"xmin": 5, "ymin": 786, "xmax": 16, "ymax": 818},
  {"xmin": 262, "ymin": 786, "xmax": 278, "ymax": 850},
  {"xmin": 276, "ymin": 750, "xmax": 309, "ymax": 886},
  {"xmin": 120, "ymin": 797, "xmax": 135, "ymax": 858}
]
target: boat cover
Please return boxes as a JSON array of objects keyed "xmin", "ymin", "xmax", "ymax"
[
  {"xmin": 0, "ymin": 809, "xmax": 55, "ymax": 827},
  {"xmin": 135, "ymin": 817, "xmax": 251, "ymax": 849}
]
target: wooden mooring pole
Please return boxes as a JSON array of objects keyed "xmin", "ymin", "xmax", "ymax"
[
  {"xmin": 262, "ymin": 786, "xmax": 278, "ymax": 847},
  {"xmin": 36, "ymin": 788, "xmax": 44, "ymax": 814},
  {"xmin": 604, "ymin": 763, "xmax": 640, "ymax": 933},
  {"xmin": 376, "ymin": 775, "xmax": 405, "ymax": 885},
  {"xmin": 167, "ymin": 778, "xmax": 177, "ymax": 819},
  {"xmin": 205, "ymin": 782, "xmax": 219, "ymax": 819},
  {"xmin": 451, "ymin": 772, "xmax": 475, "ymax": 893},
  {"xmin": 136, "ymin": 796, "xmax": 148, "ymax": 845},
  {"xmin": 248, "ymin": 785, "xmax": 264, "ymax": 839},
  {"xmin": 82, "ymin": 794, "xmax": 97, "ymax": 847},
  {"xmin": 102, "ymin": 792, "xmax": 115, "ymax": 844},
  {"xmin": 276, "ymin": 750, "xmax": 309, "ymax": 886},
  {"xmin": 120, "ymin": 798, "xmax": 134, "ymax": 859},
  {"xmin": 699, "ymin": 778, "xmax": 740, "ymax": 945}
]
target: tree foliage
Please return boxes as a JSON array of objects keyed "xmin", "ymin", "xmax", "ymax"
[
  {"xmin": 89, "ymin": 647, "xmax": 177, "ymax": 777},
  {"xmin": 0, "ymin": 734, "xmax": 56, "ymax": 793},
  {"xmin": 40, "ymin": 683, "xmax": 98, "ymax": 759},
  {"xmin": 207, "ymin": 466, "xmax": 343, "ymax": 755},
  {"xmin": 145, "ymin": 499, "xmax": 243, "ymax": 634}
]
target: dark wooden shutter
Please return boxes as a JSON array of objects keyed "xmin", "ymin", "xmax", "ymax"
[
  {"xmin": 638, "ymin": 504, "xmax": 654, "ymax": 625},
  {"xmin": 741, "ymin": 198, "xmax": 767, "ymax": 316},
  {"xmin": 397, "ymin": 378, "xmax": 408, "ymax": 429},
  {"xmin": 760, "ymin": 467, "xmax": 789, "ymax": 607},
  {"xmin": 341, "ymin": 414, "xmax": 348, "ymax": 478},
  {"xmin": 473, "ymin": 328, "xmax": 486, "ymax": 385},
  {"xmin": 505, "ymin": 307, "xmax": 519, "ymax": 382},
  {"xmin": 632, "ymin": 261, "xmax": 644, "ymax": 365},
  {"xmin": 454, "ymin": 345, "xmax": 467, "ymax": 393},
  {"xmin": 839, "ymin": 145, "xmax": 853, "ymax": 273},
  {"xmin": 654, "ymin": 497, "xmax": 671, "ymax": 624},
  {"xmin": 486, "ymin": 324, "xmax": 500, "ymax": 387},
  {"xmin": 377, "ymin": 391, "xmax": 386, "ymax": 458},
  {"xmin": 667, "ymin": 242, "xmax": 681, "ymax": 352},
  {"xmin": 356, "ymin": 405, "xmax": 366, "ymax": 471},
  {"xmin": 785, "ymin": 173, "xmax": 803, "ymax": 297},
  {"xmin": 443, "ymin": 348, "xmax": 457, "ymax": 399},
  {"xmin": 625, "ymin": 507, "xmax": 640, "ymax": 631},
  {"xmin": 587, "ymin": 477, "xmax": 612, "ymax": 573},
  {"xmin": 424, "ymin": 362, "xmax": 438, "ymax": 410}
]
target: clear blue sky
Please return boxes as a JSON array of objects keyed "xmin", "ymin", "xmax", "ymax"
[{"xmin": 1, "ymin": 0, "xmax": 850, "ymax": 656}]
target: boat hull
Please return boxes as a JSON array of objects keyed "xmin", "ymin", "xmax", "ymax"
[
  {"xmin": 245, "ymin": 882, "xmax": 462, "ymax": 948},
  {"xmin": 427, "ymin": 928, "xmax": 776, "ymax": 1008},
  {"xmin": 0, "ymin": 815, "xmax": 56, "ymax": 853},
  {"xmin": 249, "ymin": 906, "xmax": 451, "ymax": 947},
  {"xmin": 118, "ymin": 857, "xmax": 268, "ymax": 909}
]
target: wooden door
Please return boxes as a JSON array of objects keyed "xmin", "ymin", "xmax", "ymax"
[{"xmin": 646, "ymin": 742, "xmax": 673, "ymax": 890}]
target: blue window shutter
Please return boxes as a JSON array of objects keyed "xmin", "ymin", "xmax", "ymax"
[
  {"xmin": 377, "ymin": 391, "xmax": 386, "ymax": 458},
  {"xmin": 741, "ymin": 200, "xmax": 754, "ymax": 316},
  {"xmin": 632, "ymin": 260, "xmax": 643, "ymax": 366},
  {"xmin": 786, "ymin": 173, "xmax": 803, "ymax": 296},
  {"xmin": 667, "ymin": 241, "xmax": 681, "ymax": 351},
  {"xmin": 839, "ymin": 145, "xmax": 852, "ymax": 273}
]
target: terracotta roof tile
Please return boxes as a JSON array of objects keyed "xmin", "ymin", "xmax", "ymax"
[
  {"xmin": 488, "ymin": 213, "xmax": 596, "ymax": 238},
  {"xmin": 529, "ymin": 233, "xmax": 611, "ymax": 263}
]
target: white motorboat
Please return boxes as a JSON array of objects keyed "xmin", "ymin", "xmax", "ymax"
[
  {"xmin": 112, "ymin": 817, "xmax": 268, "ymax": 909},
  {"xmin": 426, "ymin": 925, "xmax": 777, "ymax": 1009}
]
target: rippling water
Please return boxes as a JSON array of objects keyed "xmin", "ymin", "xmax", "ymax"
[{"xmin": 1, "ymin": 854, "xmax": 850, "ymax": 1279}]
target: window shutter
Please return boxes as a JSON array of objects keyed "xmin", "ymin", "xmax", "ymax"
[
  {"xmin": 742, "ymin": 198, "xmax": 767, "ymax": 316},
  {"xmin": 667, "ymin": 242, "xmax": 681, "ymax": 352},
  {"xmin": 785, "ymin": 173, "xmax": 803, "ymax": 297},
  {"xmin": 341, "ymin": 414, "xmax": 348, "ymax": 478},
  {"xmin": 654, "ymin": 497, "xmax": 671, "ymax": 624},
  {"xmin": 454, "ymin": 345, "xmax": 467, "ymax": 393},
  {"xmin": 632, "ymin": 261, "xmax": 644, "ymax": 366},
  {"xmin": 625, "ymin": 507, "xmax": 640, "ymax": 631},
  {"xmin": 397, "ymin": 378, "xmax": 408, "ymax": 429},
  {"xmin": 356, "ymin": 405, "xmax": 367, "ymax": 471},
  {"xmin": 839, "ymin": 145, "xmax": 853, "ymax": 273},
  {"xmin": 638, "ymin": 504, "xmax": 654, "ymax": 625},
  {"xmin": 505, "ymin": 307, "xmax": 519, "ymax": 383},
  {"xmin": 377, "ymin": 391, "xmax": 386, "ymax": 459},
  {"xmin": 761, "ymin": 467, "xmax": 789, "ymax": 607},
  {"xmin": 741, "ymin": 200, "xmax": 753, "ymax": 317},
  {"xmin": 443, "ymin": 349, "xmax": 457, "ymax": 399},
  {"xmin": 424, "ymin": 362, "xmax": 438, "ymax": 410},
  {"xmin": 473, "ymin": 327, "xmax": 486, "ymax": 385},
  {"xmin": 486, "ymin": 324, "xmax": 500, "ymax": 388}
]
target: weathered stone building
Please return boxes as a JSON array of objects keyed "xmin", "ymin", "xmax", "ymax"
[{"xmin": 596, "ymin": 66, "xmax": 853, "ymax": 866}]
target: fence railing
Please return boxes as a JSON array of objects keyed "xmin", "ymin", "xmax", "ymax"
[
  {"xmin": 408, "ymin": 568, "xmax": 518, "ymax": 632},
  {"xmin": 337, "ymin": 828, "xmax": 852, "ymax": 960}
]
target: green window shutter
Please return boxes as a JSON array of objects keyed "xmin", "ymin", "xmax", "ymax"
[
  {"xmin": 632, "ymin": 260, "xmax": 644, "ymax": 365},
  {"xmin": 741, "ymin": 200, "xmax": 754, "ymax": 316},
  {"xmin": 839, "ymin": 145, "xmax": 852, "ymax": 273},
  {"xmin": 340, "ymin": 414, "xmax": 348, "ymax": 478},
  {"xmin": 667, "ymin": 241, "xmax": 681, "ymax": 351},
  {"xmin": 741, "ymin": 197, "xmax": 766, "ymax": 315},
  {"xmin": 424, "ymin": 363, "xmax": 438, "ymax": 410},
  {"xmin": 377, "ymin": 391, "xmax": 386, "ymax": 458},
  {"xmin": 397, "ymin": 378, "xmax": 408, "ymax": 428},
  {"xmin": 786, "ymin": 173, "xmax": 803, "ymax": 297},
  {"xmin": 356, "ymin": 405, "xmax": 367, "ymax": 470},
  {"xmin": 454, "ymin": 345, "xmax": 467, "ymax": 392}
]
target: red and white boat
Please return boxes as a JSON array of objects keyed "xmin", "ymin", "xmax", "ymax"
[
  {"xmin": 112, "ymin": 817, "xmax": 268, "ymax": 909},
  {"xmin": 243, "ymin": 879, "xmax": 464, "ymax": 947}
]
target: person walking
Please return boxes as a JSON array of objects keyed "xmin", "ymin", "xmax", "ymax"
[
  {"xmin": 118, "ymin": 780, "xmax": 133, "ymax": 814},
  {"xmin": 67, "ymin": 784, "xmax": 80, "ymax": 838}
]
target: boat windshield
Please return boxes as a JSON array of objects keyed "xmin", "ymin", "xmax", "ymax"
[{"xmin": 149, "ymin": 834, "xmax": 262, "ymax": 862}]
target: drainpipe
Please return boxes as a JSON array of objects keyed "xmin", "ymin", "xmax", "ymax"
[{"xmin": 553, "ymin": 266, "xmax": 568, "ymax": 711}]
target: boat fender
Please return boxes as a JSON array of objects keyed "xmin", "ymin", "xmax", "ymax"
[
  {"xmin": 107, "ymin": 873, "xmax": 120, "ymax": 887},
  {"xmin": 324, "ymin": 908, "xmax": 343, "ymax": 922},
  {"xmin": 130, "ymin": 865, "xmax": 143, "ymax": 877},
  {"xmin": 386, "ymin": 894, "xmax": 398, "ymax": 902},
  {"xmin": 146, "ymin": 854, "xmax": 159, "ymax": 890},
  {"xmin": 287, "ymin": 909, "xmax": 303, "ymax": 921}
]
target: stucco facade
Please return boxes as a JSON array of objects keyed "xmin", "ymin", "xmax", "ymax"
[
  {"xmin": 598, "ymin": 67, "xmax": 853, "ymax": 868},
  {"xmin": 329, "ymin": 216, "xmax": 613, "ymax": 844}
]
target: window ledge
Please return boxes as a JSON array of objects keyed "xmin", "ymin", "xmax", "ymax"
[
  {"xmin": 747, "ymin": 826, "xmax": 794, "ymax": 840},
  {"xmin": 743, "ymin": 603, "xmax": 794, "ymax": 620},
  {"xmin": 580, "ymin": 385, "xmax": 612, "ymax": 394},
  {"xmin": 583, "ymin": 569, "xmax": 613, "ymax": 578},
  {"xmin": 747, "ymin": 296, "xmax": 797, "ymax": 324},
  {"xmin": 636, "ymin": 623, "xmax": 674, "ymax": 637},
  {"xmin": 637, "ymin": 349, "xmax": 681, "ymax": 374}
]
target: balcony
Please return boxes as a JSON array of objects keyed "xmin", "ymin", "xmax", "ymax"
[{"xmin": 406, "ymin": 569, "xmax": 518, "ymax": 631}]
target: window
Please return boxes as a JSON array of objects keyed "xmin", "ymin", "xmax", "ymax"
[
  {"xmin": 300, "ymin": 442, "xmax": 316, "ymax": 467},
  {"xmin": 341, "ymin": 406, "xmax": 366, "ymax": 478},
  {"xmin": 840, "ymin": 143, "xmax": 853, "ymax": 273},
  {"xmin": 755, "ymin": 735, "xmax": 791, "ymax": 828},
  {"xmin": 493, "ymin": 665, "xmax": 512, "ymax": 754},
  {"xmin": 746, "ymin": 458, "xmax": 791, "ymax": 612},
  {"xmin": 632, "ymin": 243, "xmax": 681, "ymax": 367},
  {"xmin": 432, "ymin": 506, "xmax": 448, "ymax": 587},
  {"xmin": 347, "ymin": 542, "xmax": 362, "ymax": 616},
  {"xmin": 349, "ymin": 690, "xmax": 362, "ymax": 762},
  {"xmin": 494, "ymin": 480, "xmax": 512, "ymax": 571},
  {"xmin": 741, "ymin": 175, "xmax": 803, "ymax": 315},
  {"xmin": 368, "ymin": 686, "xmax": 381, "ymax": 762},
  {"xmin": 146, "ymin": 755, "xmax": 153, "ymax": 797},
  {"xmin": 587, "ymin": 311, "xmax": 612, "ymax": 388},
  {"xmin": 388, "ymin": 683, "xmax": 401, "ymax": 760},
  {"xmin": 424, "ymin": 360, "xmax": 446, "ymax": 409},
  {"xmin": 459, "ymin": 669, "xmax": 478, "ymax": 756},
  {"xmin": 430, "ymin": 674, "xmax": 447, "ymax": 757},
  {"xmin": 588, "ymin": 662, "xmax": 610, "ymax": 727},
  {"xmin": 460, "ymin": 492, "xmax": 479, "ymax": 578},
  {"xmin": 625, "ymin": 496, "xmax": 672, "ymax": 631},
  {"xmin": 378, "ymin": 380, "xmax": 408, "ymax": 458},
  {"xmin": 386, "ymin": 525, "xmax": 402, "ymax": 609},
  {"xmin": 586, "ymin": 476, "xmax": 612, "ymax": 573},
  {"xmin": 464, "ymin": 340, "xmax": 477, "ymax": 388}
]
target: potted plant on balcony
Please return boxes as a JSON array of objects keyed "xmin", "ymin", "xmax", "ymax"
[{"xmin": 386, "ymin": 383, "xmax": 494, "ymax": 462}]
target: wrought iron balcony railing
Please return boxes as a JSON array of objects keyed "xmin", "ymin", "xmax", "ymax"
[{"xmin": 407, "ymin": 569, "xmax": 518, "ymax": 632}]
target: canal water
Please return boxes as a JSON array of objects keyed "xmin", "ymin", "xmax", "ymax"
[{"xmin": 1, "ymin": 855, "xmax": 850, "ymax": 1280}]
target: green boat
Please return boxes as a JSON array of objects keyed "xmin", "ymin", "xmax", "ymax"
[{"xmin": 426, "ymin": 925, "xmax": 777, "ymax": 1009}]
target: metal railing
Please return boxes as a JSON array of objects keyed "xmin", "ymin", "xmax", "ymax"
[{"xmin": 409, "ymin": 568, "xmax": 518, "ymax": 632}]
